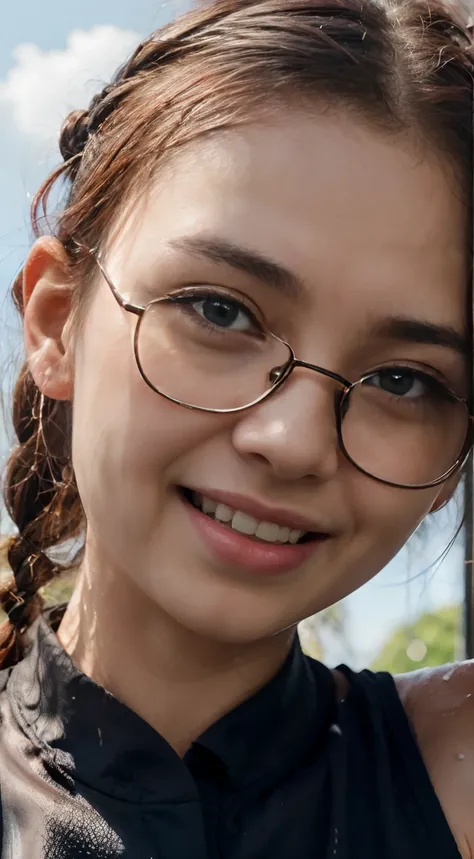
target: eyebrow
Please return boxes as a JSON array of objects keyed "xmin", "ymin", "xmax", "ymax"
[
  {"xmin": 167, "ymin": 236, "xmax": 470, "ymax": 358},
  {"xmin": 169, "ymin": 235, "xmax": 304, "ymax": 298},
  {"xmin": 374, "ymin": 316, "xmax": 470, "ymax": 359}
]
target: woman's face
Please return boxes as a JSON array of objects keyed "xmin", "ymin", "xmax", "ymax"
[{"xmin": 29, "ymin": 110, "xmax": 469, "ymax": 643}]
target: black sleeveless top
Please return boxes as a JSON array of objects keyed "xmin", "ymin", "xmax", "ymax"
[{"xmin": 0, "ymin": 607, "xmax": 461, "ymax": 859}]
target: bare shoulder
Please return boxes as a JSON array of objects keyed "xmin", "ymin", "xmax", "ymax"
[{"xmin": 395, "ymin": 662, "xmax": 474, "ymax": 858}]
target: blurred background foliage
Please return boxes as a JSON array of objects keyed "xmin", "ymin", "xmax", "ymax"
[
  {"xmin": 370, "ymin": 605, "xmax": 461, "ymax": 672},
  {"xmin": 300, "ymin": 602, "xmax": 462, "ymax": 671}
]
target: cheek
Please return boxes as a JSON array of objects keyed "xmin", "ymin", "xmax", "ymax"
[
  {"xmin": 293, "ymin": 476, "xmax": 443, "ymax": 619},
  {"xmin": 69, "ymin": 301, "xmax": 220, "ymax": 541},
  {"xmin": 346, "ymin": 473, "xmax": 442, "ymax": 573}
]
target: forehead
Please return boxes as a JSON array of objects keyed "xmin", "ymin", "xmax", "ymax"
[{"xmin": 113, "ymin": 109, "xmax": 467, "ymax": 327}]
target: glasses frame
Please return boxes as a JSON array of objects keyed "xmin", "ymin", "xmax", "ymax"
[{"xmin": 86, "ymin": 248, "xmax": 472, "ymax": 491}]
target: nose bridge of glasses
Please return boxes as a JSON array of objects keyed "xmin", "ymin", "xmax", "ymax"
[{"xmin": 290, "ymin": 359, "xmax": 351, "ymax": 391}]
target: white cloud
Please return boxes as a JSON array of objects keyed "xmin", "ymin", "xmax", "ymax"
[{"xmin": 0, "ymin": 26, "xmax": 141, "ymax": 147}]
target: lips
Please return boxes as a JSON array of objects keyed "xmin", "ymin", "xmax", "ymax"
[
  {"xmin": 180, "ymin": 486, "xmax": 330, "ymax": 546},
  {"xmin": 180, "ymin": 486, "xmax": 329, "ymax": 575},
  {"xmin": 183, "ymin": 486, "xmax": 330, "ymax": 534},
  {"xmin": 188, "ymin": 491, "xmax": 312, "ymax": 545}
]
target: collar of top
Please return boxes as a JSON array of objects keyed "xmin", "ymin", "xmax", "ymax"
[{"xmin": 7, "ymin": 607, "xmax": 336, "ymax": 801}]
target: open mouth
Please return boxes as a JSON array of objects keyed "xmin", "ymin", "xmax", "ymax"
[{"xmin": 180, "ymin": 487, "xmax": 321, "ymax": 546}]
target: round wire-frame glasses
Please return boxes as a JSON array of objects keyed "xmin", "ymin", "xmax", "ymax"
[{"xmin": 85, "ymin": 248, "xmax": 472, "ymax": 491}]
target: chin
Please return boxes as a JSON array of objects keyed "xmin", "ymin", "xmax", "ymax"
[{"xmin": 151, "ymin": 585, "xmax": 297, "ymax": 645}]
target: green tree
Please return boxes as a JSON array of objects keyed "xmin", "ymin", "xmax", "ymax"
[{"xmin": 371, "ymin": 605, "xmax": 462, "ymax": 673}]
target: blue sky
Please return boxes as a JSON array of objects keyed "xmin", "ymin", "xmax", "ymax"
[
  {"xmin": 0, "ymin": 0, "xmax": 188, "ymax": 334},
  {"xmin": 0, "ymin": 0, "xmax": 466, "ymax": 666}
]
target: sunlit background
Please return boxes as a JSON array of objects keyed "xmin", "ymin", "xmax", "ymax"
[{"xmin": 0, "ymin": 0, "xmax": 469, "ymax": 673}]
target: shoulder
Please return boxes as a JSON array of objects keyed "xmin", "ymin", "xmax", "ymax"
[{"xmin": 395, "ymin": 662, "xmax": 474, "ymax": 858}]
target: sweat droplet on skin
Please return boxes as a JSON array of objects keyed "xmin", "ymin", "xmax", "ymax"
[
  {"xmin": 457, "ymin": 753, "xmax": 466, "ymax": 761},
  {"xmin": 442, "ymin": 665, "xmax": 457, "ymax": 682}
]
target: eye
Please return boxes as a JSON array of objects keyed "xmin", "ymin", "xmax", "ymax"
[
  {"xmin": 170, "ymin": 291, "xmax": 261, "ymax": 334},
  {"xmin": 194, "ymin": 296, "xmax": 252, "ymax": 330},
  {"xmin": 363, "ymin": 367, "xmax": 449, "ymax": 400}
]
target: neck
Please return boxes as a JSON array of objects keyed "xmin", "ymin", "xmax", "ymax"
[{"xmin": 57, "ymin": 549, "xmax": 295, "ymax": 756}]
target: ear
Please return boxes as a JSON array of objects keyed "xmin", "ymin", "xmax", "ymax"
[{"xmin": 23, "ymin": 237, "xmax": 75, "ymax": 401}]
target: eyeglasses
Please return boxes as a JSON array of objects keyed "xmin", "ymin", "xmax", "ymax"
[{"xmin": 84, "ymin": 248, "xmax": 472, "ymax": 490}]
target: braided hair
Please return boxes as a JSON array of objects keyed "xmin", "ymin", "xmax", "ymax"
[{"xmin": 0, "ymin": 375, "xmax": 82, "ymax": 666}]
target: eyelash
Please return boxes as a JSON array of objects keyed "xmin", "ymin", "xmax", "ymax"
[
  {"xmin": 167, "ymin": 288, "xmax": 265, "ymax": 333},
  {"xmin": 368, "ymin": 366, "xmax": 455, "ymax": 400},
  {"xmin": 370, "ymin": 361, "xmax": 456, "ymax": 391},
  {"xmin": 164, "ymin": 290, "xmax": 462, "ymax": 397}
]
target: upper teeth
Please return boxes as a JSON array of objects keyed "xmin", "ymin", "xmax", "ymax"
[{"xmin": 199, "ymin": 495, "xmax": 305, "ymax": 544}]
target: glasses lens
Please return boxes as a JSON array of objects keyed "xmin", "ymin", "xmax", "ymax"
[
  {"xmin": 136, "ymin": 297, "xmax": 292, "ymax": 410},
  {"xmin": 341, "ymin": 370, "xmax": 470, "ymax": 486}
]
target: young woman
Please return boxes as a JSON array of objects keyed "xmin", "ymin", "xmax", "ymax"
[{"xmin": 1, "ymin": 0, "xmax": 474, "ymax": 855}]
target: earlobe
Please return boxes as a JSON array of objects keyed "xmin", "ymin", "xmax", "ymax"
[{"xmin": 23, "ymin": 237, "xmax": 75, "ymax": 402}]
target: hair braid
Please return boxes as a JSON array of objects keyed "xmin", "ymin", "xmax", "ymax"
[
  {"xmin": 57, "ymin": 36, "xmax": 183, "ymax": 167},
  {"xmin": 0, "ymin": 338, "xmax": 83, "ymax": 667},
  {"xmin": 56, "ymin": 0, "xmax": 275, "ymax": 168}
]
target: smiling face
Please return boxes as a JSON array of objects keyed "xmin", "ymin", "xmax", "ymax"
[{"xmin": 27, "ymin": 109, "xmax": 469, "ymax": 643}]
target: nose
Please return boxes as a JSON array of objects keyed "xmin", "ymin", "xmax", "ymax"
[{"xmin": 232, "ymin": 371, "xmax": 341, "ymax": 482}]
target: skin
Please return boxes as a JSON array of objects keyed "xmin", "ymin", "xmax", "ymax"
[{"xmin": 22, "ymin": 110, "xmax": 474, "ymax": 854}]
